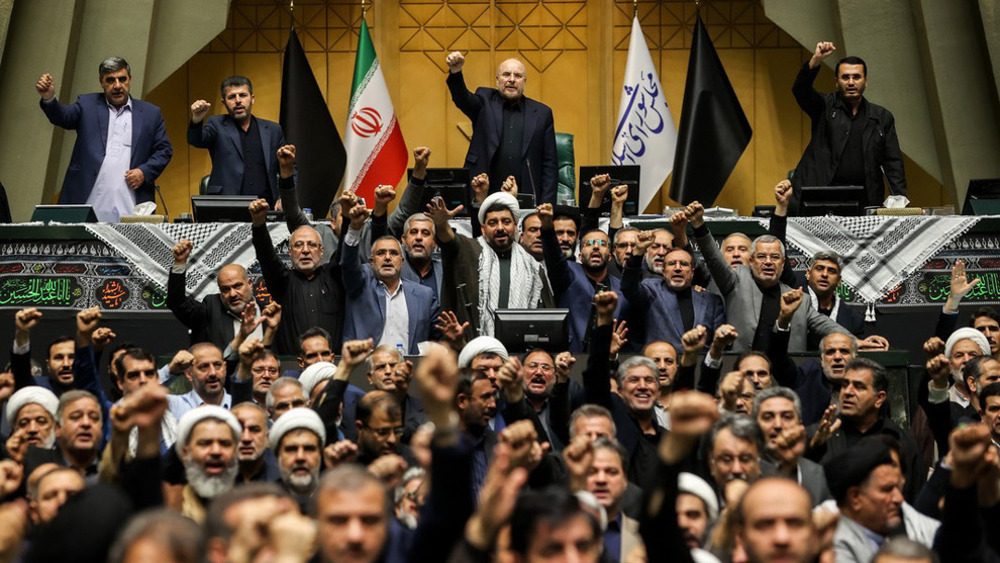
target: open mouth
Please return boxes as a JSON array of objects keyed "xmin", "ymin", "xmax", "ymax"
[{"xmin": 204, "ymin": 460, "xmax": 228, "ymax": 475}]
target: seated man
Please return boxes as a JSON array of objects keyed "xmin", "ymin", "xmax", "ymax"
[
  {"xmin": 689, "ymin": 202, "xmax": 845, "ymax": 353},
  {"xmin": 428, "ymin": 191, "xmax": 548, "ymax": 336},
  {"xmin": 167, "ymin": 239, "xmax": 261, "ymax": 354},
  {"xmin": 341, "ymin": 202, "xmax": 440, "ymax": 354},
  {"xmin": 622, "ymin": 241, "xmax": 724, "ymax": 356}
]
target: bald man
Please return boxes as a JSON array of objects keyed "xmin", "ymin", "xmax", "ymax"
[
  {"xmin": 168, "ymin": 239, "xmax": 262, "ymax": 354},
  {"xmin": 445, "ymin": 52, "xmax": 557, "ymax": 205}
]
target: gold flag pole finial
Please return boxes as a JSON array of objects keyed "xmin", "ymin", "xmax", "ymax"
[
  {"xmin": 633, "ymin": 0, "xmax": 638, "ymax": 18},
  {"xmin": 362, "ymin": 0, "xmax": 368, "ymax": 19}
]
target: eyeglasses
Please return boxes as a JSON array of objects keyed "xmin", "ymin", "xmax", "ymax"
[
  {"xmin": 367, "ymin": 425, "xmax": 404, "ymax": 438},
  {"xmin": 292, "ymin": 240, "xmax": 322, "ymax": 250},
  {"xmin": 526, "ymin": 362, "xmax": 554, "ymax": 372},
  {"xmin": 583, "ymin": 239, "xmax": 608, "ymax": 247},
  {"xmin": 251, "ymin": 366, "xmax": 279, "ymax": 375}
]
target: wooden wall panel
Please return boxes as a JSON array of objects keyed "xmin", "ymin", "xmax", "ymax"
[{"xmin": 145, "ymin": 0, "xmax": 944, "ymax": 218}]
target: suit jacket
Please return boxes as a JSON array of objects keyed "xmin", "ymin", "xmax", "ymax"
[
  {"xmin": 166, "ymin": 269, "xmax": 249, "ymax": 349},
  {"xmin": 620, "ymin": 255, "xmax": 725, "ymax": 354},
  {"xmin": 694, "ymin": 226, "xmax": 845, "ymax": 353},
  {"xmin": 187, "ymin": 115, "xmax": 285, "ymax": 201},
  {"xmin": 401, "ymin": 256, "xmax": 443, "ymax": 299},
  {"xmin": 761, "ymin": 457, "xmax": 831, "ymax": 506},
  {"xmin": 341, "ymin": 238, "xmax": 440, "ymax": 355},
  {"xmin": 40, "ymin": 94, "xmax": 172, "ymax": 205},
  {"xmin": 541, "ymin": 228, "xmax": 627, "ymax": 352},
  {"xmin": 446, "ymin": 71, "xmax": 557, "ymax": 204}
]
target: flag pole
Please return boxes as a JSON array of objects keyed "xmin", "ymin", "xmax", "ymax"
[
  {"xmin": 361, "ymin": 0, "xmax": 367, "ymax": 20},
  {"xmin": 633, "ymin": 0, "xmax": 638, "ymax": 18}
]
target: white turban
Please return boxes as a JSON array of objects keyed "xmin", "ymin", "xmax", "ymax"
[
  {"xmin": 269, "ymin": 407, "xmax": 326, "ymax": 450},
  {"xmin": 458, "ymin": 336, "xmax": 509, "ymax": 369},
  {"xmin": 945, "ymin": 327, "xmax": 991, "ymax": 358},
  {"xmin": 175, "ymin": 405, "xmax": 241, "ymax": 457},
  {"xmin": 5, "ymin": 386, "xmax": 59, "ymax": 428},
  {"xmin": 678, "ymin": 472, "xmax": 719, "ymax": 522},
  {"xmin": 478, "ymin": 191, "xmax": 520, "ymax": 226},
  {"xmin": 299, "ymin": 361, "xmax": 337, "ymax": 399}
]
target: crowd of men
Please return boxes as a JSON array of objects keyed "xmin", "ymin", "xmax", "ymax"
[{"xmin": 7, "ymin": 42, "xmax": 993, "ymax": 563}]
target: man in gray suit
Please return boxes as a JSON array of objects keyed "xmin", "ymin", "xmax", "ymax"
[
  {"xmin": 753, "ymin": 386, "xmax": 831, "ymax": 506},
  {"xmin": 688, "ymin": 201, "xmax": 845, "ymax": 353}
]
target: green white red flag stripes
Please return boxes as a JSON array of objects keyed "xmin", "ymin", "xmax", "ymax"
[{"xmin": 344, "ymin": 19, "xmax": 408, "ymax": 205}]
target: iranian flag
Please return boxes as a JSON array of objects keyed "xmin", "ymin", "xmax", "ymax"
[{"xmin": 344, "ymin": 19, "xmax": 407, "ymax": 205}]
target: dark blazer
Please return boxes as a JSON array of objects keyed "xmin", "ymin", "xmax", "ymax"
[
  {"xmin": 761, "ymin": 457, "xmax": 831, "ymax": 506},
  {"xmin": 166, "ymin": 269, "xmax": 252, "ymax": 349},
  {"xmin": 401, "ymin": 257, "xmax": 443, "ymax": 300},
  {"xmin": 791, "ymin": 62, "xmax": 906, "ymax": 209},
  {"xmin": 620, "ymin": 255, "xmax": 725, "ymax": 355},
  {"xmin": 541, "ymin": 229, "xmax": 627, "ymax": 352},
  {"xmin": 40, "ymin": 94, "xmax": 172, "ymax": 205},
  {"xmin": 187, "ymin": 115, "xmax": 285, "ymax": 201},
  {"xmin": 446, "ymin": 71, "xmax": 557, "ymax": 204},
  {"xmin": 340, "ymin": 239, "xmax": 440, "ymax": 355}
]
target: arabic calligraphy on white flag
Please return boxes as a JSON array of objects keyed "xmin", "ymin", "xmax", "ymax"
[{"xmin": 611, "ymin": 16, "xmax": 677, "ymax": 213}]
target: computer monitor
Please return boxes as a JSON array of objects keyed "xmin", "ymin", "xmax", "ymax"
[
  {"xmin": 962, "ymin": 178, "xmax": 1000, "ymax": 215},
  {"xmin": 190, "ymin": 196, "xmax": 256, "ymax": 223},
  {"xmin": 798, "ymin": 185, "xmax": 865, "ymax": 216},
  {"xmin": 410, "ymin": 168, "xmax": 471, "ymax": 218},
  {"xmin": 578, "ymin": 165, "xmax": 641, "ymax": 216},
  {"xmin": 493, "ymin": 308, "xmax": 570, "ymax": 353},
  {"xmin": 31, "ymin": 204, "xmax": 99, "ymax": 223}
]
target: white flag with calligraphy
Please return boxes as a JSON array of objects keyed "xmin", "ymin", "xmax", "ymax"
[{"xmin": 612, "ymin": 16, "xmax": 677, "ymax": 213}]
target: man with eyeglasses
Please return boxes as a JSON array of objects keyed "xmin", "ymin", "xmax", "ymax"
[
  {"xmin": 249, "ymin": 146, "xmax": 345, "ymax": 355},
  {"xmin": 246, "ymin": 349, "xmax": 279, "ymax": 407},
  {"xmin": 623, "ymin": 241, "xmax": 725, "ymax": 355},
  {"xmin": 363, "ymin": 345, "xmax": 426, "ymax": 444},
  {"xmin": 537, "ymin": 203, "xmax": 626, "ymax": 352},
  {"xmin": 354, "ymin": 391, "xmax": 415, "ymax": 467},
  {"xmin": 707, "ymin": 413, "xmax": 763, "ymax": 505},
  {"xmin": 341, "ymin": 196, "xmax": 441, "ymax": 354},
  {"xmin": 690, "ymin": 201, "xmax": 845, "ymax": 353},
  {"xmin": 610, "ymin": 227, "xmax": 640, "ymax": 278}
]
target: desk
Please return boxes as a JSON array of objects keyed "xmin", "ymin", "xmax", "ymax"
[{"xmin": 1, "ymin": 216, "xmax": 999, "ymax": 311}]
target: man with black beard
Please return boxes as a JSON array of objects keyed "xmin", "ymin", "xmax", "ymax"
[
  {"xmin": 175, "ymin": 406, "xmax": 241, "ymax": 523},
  {"xmin": 456, "ymin": 372, "xmax": 498, "ymax": 500},
  {"xmin": 269, "ymin": 407, "xmax": 325, "ymax": 511},
  {"xmin": 538, "ymin": 203, "xmax": 625, "ymax": 353}
]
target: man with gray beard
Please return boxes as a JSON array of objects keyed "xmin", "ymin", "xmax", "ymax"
[
  {"xmin": 269, "ymin": 407, "xmax": 325, "ymax": 511},
  {"xmin": 175, "ymin": 405, "xmax": 241, "ymax": 523}
]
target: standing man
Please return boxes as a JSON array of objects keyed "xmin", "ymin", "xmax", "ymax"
[
  {"xmin": 37, "ymin": 57, "xmax": 173, "ymax": 222},
  {"xmin": 188, "ymin": 76, "xmax": 285, "ymax": 205},
  {"xmin": 792, "ymin": 41, "xmax": 906, "ymax": 209},
  {"xmin": 445, "ymin": 51, "xmax": 557, "ymax": 204}
]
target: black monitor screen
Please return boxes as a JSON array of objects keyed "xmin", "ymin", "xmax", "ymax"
[
  {"xmin": 409, "ymin": 168, "xmax": 471, "ymax": 218},
  {"xmin": 798, "ymin": 185, "xmax": 865, "ymax": 217},
  {"xmin": 191, "ymin": 196, "xmax": 256, "ymax": 223},
  {"xmin": 578, "ymin": 165, "xmax": 641, "ymax": 216},
  {"xmin": 31, "ymin": 205, "xmax": 98, "ymax": 223},
  {"xmin": 962, "ymin": 178, "xmax": 1000, "ymax": 215},
  {"xmin": 493, "ymin": 308, "xmax": 569, "ymax": 354}
]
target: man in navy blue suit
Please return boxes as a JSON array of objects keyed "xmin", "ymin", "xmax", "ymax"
[
  {"xmin": 621, "ymin": 236, "xmax": 726, "ymax": 355},
  {"xmin": 188, "ymin": 76, "xmax": 285, "ymax": 205},
  {"xmin": 445, "ymin": 51, "xmax": 557, "ymax": 205},
  {"xmin": 341, "ymin": 199, "xmax": 441, "ymax": 355},
  {"xmin": 37, "ymin": 57, "xmax": 173, "ymax": 222}
]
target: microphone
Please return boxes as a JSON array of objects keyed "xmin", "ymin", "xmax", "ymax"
[
  {"xmin": 525, "ymin": 157, "xmax": 537, "ymax": 200},
  {"xmin": 456, "ymin": 283, "xmax": 479, "ymax": 339},
  {"xmin": 155, "ymin": 184, "xmax": 170, "ymax": 222}
]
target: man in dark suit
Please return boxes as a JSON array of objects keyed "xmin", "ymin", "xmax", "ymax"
[
  {"xmin": 802, "ymin": 250, "xmax": 865, "ymax": 349},
  {"xmin": 621, "ymin": 242, "xmax": 725, "ymax": 355},
  {"xmin": 753, "ymin": 386, "xmax": 831, "ymax": 506},
  {"xmin": 340, "ymin": 203, "xmax": 441, "ymax": 355},
  {"xmin": 166, "ymin": 238, "xmax": 261, "ymax": 353},
  {"xmin": 445, "ymin": 51, "xmax": 557, "ymax": 204},
  {"xmin": 37, "ymin": 57, "xmax": 173, "ymax": 222},
  {"xmin": 188, "ymin": 76, "xmax": 285, "ymax": 205}
]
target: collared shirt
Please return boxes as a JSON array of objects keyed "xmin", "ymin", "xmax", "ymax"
[
  {"xmin": 167, "ymin": 388, "xmax": 233, "ymax": 421},
  {"xmin": 858, "ymin": 521, "xmax": 886, "ymax": 552},
  {"xmin": 238, "ymin": 116, "xmax": 271, "ymax": 202},
  {"xmin": 378, "ymin": 279, "xmax": 409, "ymax": 351},
  {"xmin": 808, "ymin": 286, "xmax": 842, "ymax": 320},
  {"xmin": 949, "ymin": 385, "xmax": 971, "ymax": 409},
  {"xmin": 90, "ymin": 98, "xmax": 135, "ymax": 222}
]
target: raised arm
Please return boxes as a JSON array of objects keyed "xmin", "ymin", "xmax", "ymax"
[
  {"xmin": 581, "ymin": 291, "xmax": 618, "ymax": 408},
  {"xmin": 689, "ymin": 202, "xmax": 738, "ymax": 295},
  {"xmin": 388, "ymin": 147, "xmax": 431, "ymax": 237},
  {"xmin": 792, "ymin": 42, "xmax": 834, "ymax": 120},
  {"xmin": 444, "ymin": 52, "xmax": 483, "ymax": 121}
]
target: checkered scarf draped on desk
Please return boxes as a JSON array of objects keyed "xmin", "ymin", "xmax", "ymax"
[
  {"xmin": 784, "ymin": 215, "xmax": 981, "ymax": 304},
  {"xmin": 85, "ymin": 223, "xmax": 291, "ymax": 302}
]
